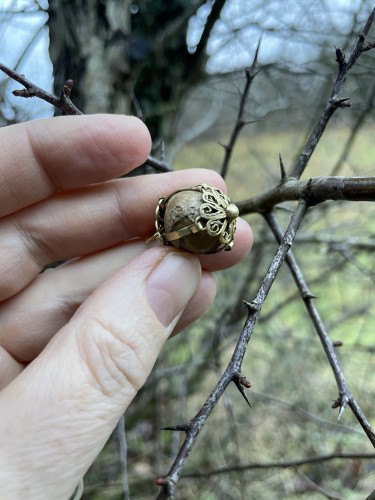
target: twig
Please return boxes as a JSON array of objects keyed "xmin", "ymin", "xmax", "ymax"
[
  {"xmin": 220, "ymin": 39, "xmax": 260, "ymax": 179},
  {"xmin": 330, "ymin": 79, "xmax": 375, "ymax": 175},
  {"xmin": 295, "ymin": 468, "xmax": 341, "ymax": 500},
  {"xmin": 264, "ymin": 211, "xmax": 375, "ymax": 444},
  {"xmin": 253, "ymin": 390, "xmax": 365, "ymax": 436},
  {"xmin": 0, "ymin": 62, "xmax": 172, "ymax": 173},
  {"xmin": 182, "ymin": 451, "xmax": 375, "ymax": 477},
  {"xmin": 156, "ymin": 200, "xmax": 309, "ymax": 498},
  {"xmin": 290, "ymin": 7, "xmax": 375, "ymax": 179},
  {"xmin": 116, "ymin": 415, "xmax": 130, "ymax": 500},
  {"xmin": 0, "ymin": 62, "xmax": 83, "ymax": 115}
]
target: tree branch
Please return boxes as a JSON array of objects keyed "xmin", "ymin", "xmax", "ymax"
[
  {"xmin": 156, "ymin": 200, "xmax": 309, "ymax": 498},
  {"xmin": 182, "ymin": 451, "xmax": 375, "ymax": 477},
  {"xmin": 0, "ymin": 62, "xmax": 172, "ymax": 173},
  {"xmin": 264, "ymin": 211, "xmax": 375, "ymax": 443},
  {"xmin": 0, "ymin": 62, "xmax": 82, "ymax": 115},
  {"xmin": 220, "ymin": 39, "xmax": 260, "ymax": 179},
  {"xmin": 236, "ymin": 176, "xmax": 375, "ymax": 214},
  {"xmin": 290, "ymin": 7, "xmax": 375, "ymax": 179}
]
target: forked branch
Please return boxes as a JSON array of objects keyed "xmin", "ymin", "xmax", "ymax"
[
  {"xmin": 290, "ymin": 7, "xmax": 375, "ymax": 179},
  {"xmin": 0, "ymin": 62, "xmax": 171, "ymax": 173},
  {"xmin": 265, "ymin": 211, "xmax": 375, "ymax": 443}
]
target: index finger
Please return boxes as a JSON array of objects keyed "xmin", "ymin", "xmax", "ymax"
[{"xmin": 0, "ymin": 115, "xmax": 151, "ymax": 217}]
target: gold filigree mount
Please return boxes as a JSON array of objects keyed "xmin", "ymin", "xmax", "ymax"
[{"xmin": 150, "ymin": 184, "xmax": 239, "ymax": 254}]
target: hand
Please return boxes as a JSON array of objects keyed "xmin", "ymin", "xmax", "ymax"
[{"xmin": 0, "ymin": 115, "xmax": 252, "ymax": 498}]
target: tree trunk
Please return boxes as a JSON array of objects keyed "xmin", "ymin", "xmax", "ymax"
[{"xmin": 48, "ymin": 0, "xmax": 132, "ymax": 114}]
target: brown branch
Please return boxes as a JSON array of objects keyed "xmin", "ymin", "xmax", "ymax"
[
  {"xmin": 0, "ymin": 62, "xmax": 172, "ymax": 173},
  {"xmin": 236, "ymin": 176, "xmax": 375, "ymax": 214},
  {"xmin": 331, "ymin": 79, "xmax": 375, "ymax": 175},
  {"xmin": 220, "ymin": 39, "xmax": 260, "ymax": 179},
  {"xmin": 264, "ymin": 211, "xmax": 375, "ymax": 444},
  {"xmin": 181, "ymin": 451, "xmax": 375, "ymax": 477},
  {"xmin": 294, "ymin": 234, "xmax": 375, "ymax": 252},
  {"xmin": 0, "ymin": 62, "xmax": 83, "ymax": 115},
  {"xmin": 156, "ymin": 200, "xmax": 309, "ymax": 498},
  {"xmin": 290, "ymin": 7, "xmax": 375, "ymax": 179}
]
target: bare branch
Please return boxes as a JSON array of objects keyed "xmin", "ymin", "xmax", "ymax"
[
  {"xmin": 331, "ymin": 79, "xmax": 375, "ymax": 175},
  {"xmin": 156, "ymin": 200, "xmax": 309, "ymax": 498},
  {"xmin": 0, "ymin": 62, "xmax": 172, "ymax": 173},
  {"xmin": 182, "ymin": 451, "xmax": 375, "ymax": 477},
  {"xmin": 220, "ymin": 39, "xmax": 260, "ymax": 179},
  {"xmin": 237, "ymin": 176, "xmax": 375, "ymax": 214},
  {"xmin": 0, "ymin": 62, "xmax": 83, "ymax": 115},
  {"xmin": 264, "ymin": 211, "xmax": 375, "ymax": 443},
  {"xmin": 290, "ymin": 7, "xmax": 375, "ymax": 179}
]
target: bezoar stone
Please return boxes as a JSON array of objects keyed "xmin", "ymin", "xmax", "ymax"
[{"xmin": 151, "ymin": 184, "xmax": 239, "ymax": 254}]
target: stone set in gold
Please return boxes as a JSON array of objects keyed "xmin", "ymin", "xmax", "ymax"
[{"xmin": 150, "ymin": 184, "xmax": 239, "ymax": 254}]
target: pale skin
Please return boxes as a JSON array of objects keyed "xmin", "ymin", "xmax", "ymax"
[{"xmin": 0, "ymin": 115, "xmax": 253, "ymax": 499}]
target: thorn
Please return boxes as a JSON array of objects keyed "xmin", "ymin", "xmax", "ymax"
[
  {"xmin": 338, "ymin": 402, "xmax": 347, "ymax": 420},
  {"xmin": 302, "ymin": 290, "xmax": 317, "ymax": 300},
  {"xmin": 160, "ymin": 424, "xmax": 189, "ymax": 432},
  {"xmin": 218, "ymin": 142, "xmax": 229, "ymax": 151},
  {"xmin": 239, "ymin": 119, "xmax": 258, "ymax": 128},
  {"xmin": 233, "ymin": 375, "xmax": 252, "ymax": 408},
  {"xmin": 331, "ymin": 97, "xmax": 351, "ymax": 108},
  {"xmin": 331, "ymin": 394, "xmax": 349, "ymax": 420},
  {"xmin": 335, "ymin": 46, "xmax": 345, "ymax": 67},
  {"xmin": 279, "ymin": 153, "xmax": 286, "ymax": 181},
  {"xmin": 243, "ymin": 299, "xmax": 260, "ymax": 314},
  {"xmin": 250, "ymin": 33, "xmax": 263, "ymax": 73}
]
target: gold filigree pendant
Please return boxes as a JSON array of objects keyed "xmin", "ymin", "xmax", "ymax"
[{"xmin": 149, "ymin": 184, "xmax": 239, "ymax": 254}]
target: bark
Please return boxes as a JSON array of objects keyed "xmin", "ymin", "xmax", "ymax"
[{"xmin": 48, "ymin": 0, "xmax": 132, "ymax": 114}]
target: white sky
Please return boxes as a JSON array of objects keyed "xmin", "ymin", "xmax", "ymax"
[{"xmin": 0, "ymin": 0, "xmax": 374, "ymax": 119}]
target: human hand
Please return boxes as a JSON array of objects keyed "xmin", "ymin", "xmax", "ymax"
[{"xmin": 0, "ymin": 115, "xmax": 252, "ymax": 498}]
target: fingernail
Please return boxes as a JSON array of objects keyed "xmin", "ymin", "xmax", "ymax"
[{"xmin": 146, "ymin": 252, "xmax": 201, "ymax": 327}]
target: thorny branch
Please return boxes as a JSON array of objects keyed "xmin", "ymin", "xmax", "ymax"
[
  {"xmin": 0, "ymin": 62, "xmax": 171, "ymax": 173},
  {"xmin": 155, "ymin": 199, "xmax": 309, "ymax": 498},
  {"xmin": 1, "ymin": 7, "xmax": 375, "ymax": 498},
  {"xmin": 220, "ymin": 38, "xmax": 261, "ymax": 179},
  {"xmin": 264, "ymin": 211, "xmax": 375, "ymax": 443},
  {"xmin": 290, "ymin": 6, "xmax": 375, "ymax": 179}
]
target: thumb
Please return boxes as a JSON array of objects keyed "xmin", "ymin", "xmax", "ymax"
[{"xmin": 0, "ymin": 247, "xmax": 201, "ymax": 499}]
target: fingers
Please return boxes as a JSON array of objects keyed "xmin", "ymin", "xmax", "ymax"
[
  {"xmin": 0, "ymin": 248, "xmax": 202, "ymax": 498},
  {"xmin": 0, "ymin": 169, "xmax": 231, "ymax": 300},
  {"xmin": 0, "ymin": 240, "xmax": 217, "ymax": 369},
  {"xmin": 0, "ymin": 115, "xmax": 151, "ymax": 217}
]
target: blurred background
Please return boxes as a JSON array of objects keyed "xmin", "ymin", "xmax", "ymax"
[{"xmin": 1, "ymin": 1, "xmax": 375, "ymax": 498}]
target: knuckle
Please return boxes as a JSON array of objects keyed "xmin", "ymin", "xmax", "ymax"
[{"xmin": 76, "ymin": 315, "xmax": 157, "ymax": 398}]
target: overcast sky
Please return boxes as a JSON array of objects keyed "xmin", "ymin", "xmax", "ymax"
[{"xmin": 0, "ymin": 0, "xmax": 373, "ymax": 120}]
